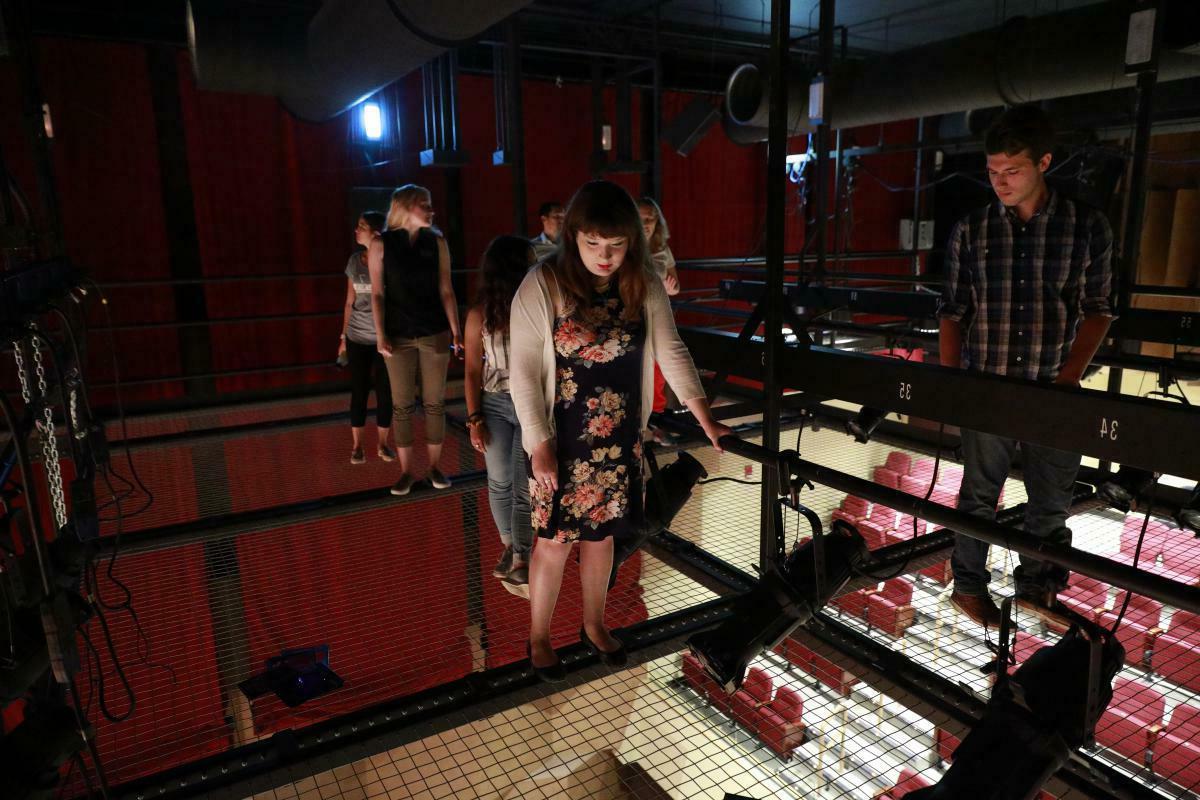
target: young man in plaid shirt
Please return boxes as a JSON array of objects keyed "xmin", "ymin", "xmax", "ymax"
[{"xmin": 938, "ymin": 105, "xmax": 1116, "ymax": 628}]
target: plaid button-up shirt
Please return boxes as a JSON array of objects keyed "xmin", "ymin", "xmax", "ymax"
[{"xmin": 937, "ymin": 191, "xmax": 1116, "ymax": 381}]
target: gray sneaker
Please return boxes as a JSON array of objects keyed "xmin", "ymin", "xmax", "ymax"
[
  {"xmin": 390, "ymin": 473, "xmax": 414, "ymax": 496},
  {"xmin": 428, "ymin": 467, "xmax": 451, "ymax": 489},
  {"xmin": 377, "ymin": 444, "xmax": 397, "ymax": 462},
  {"xmin": 350, "ymin": 447, "xmax": 366, "ymax": 465}
]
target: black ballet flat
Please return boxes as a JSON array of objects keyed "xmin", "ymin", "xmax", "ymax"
[
  {"xmin": 526, "ymin": 641, "xmax": 567, "ymax": 683},
  {"xmin": 579, "ymin": 625, "xmax": 628, "ymax": 668}
]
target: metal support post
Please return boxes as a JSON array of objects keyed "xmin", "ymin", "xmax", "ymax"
[
  {"xmin": 760, "ymin": 0, "xmax": 794, "ymax": 568},
  {"xmin": 505, "ymin": 21, "xmax": 527, "ymax": 234}
]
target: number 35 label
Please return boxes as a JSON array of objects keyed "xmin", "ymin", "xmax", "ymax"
[
  {"xmin": 1099, "ymin": 418, "xmax": 1118, "ymax": 441},
  {"xmin": 899, "ymin": 382, "xmax": 912, "ymax": 400}
]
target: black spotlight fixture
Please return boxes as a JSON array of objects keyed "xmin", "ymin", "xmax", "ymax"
[
  {"xmin": 906, "ymin": 602, "xmax": 1124, "ymax": 800},
  {"xmin": 1096, "ymin": 465, "xmax": 1156, "ymax": 513},
  {"xmin": 688, "ymin": 516, "xmax": 868, "ymax": 693},
  {"xmin": 610, "ymin": 450, "xmax": 708, "ymax": 588},
  {"xmin": 845, "ymin": 406, "xmax": 888, "ymax": 444}
]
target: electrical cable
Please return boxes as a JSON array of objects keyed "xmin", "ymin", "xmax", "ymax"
[
  {"xmin": 1110, "ymin": 485, "xmax": 1156, "ymax": 635},
  {"xmin": 697, "ymin": 476, "xmax": 762, "ymax": 486},
  {"xmin": 32, "ymin": 314, "xmax": 170, "ymax": 748},
  {"xmin": 78, "ymin": 622, "xmax": 134, "ymax": 724},
  {"xmin": 78, "ymin": 279, "xmax": 154, "ymax": 520}
]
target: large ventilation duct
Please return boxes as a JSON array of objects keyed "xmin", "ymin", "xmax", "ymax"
[
  {"xmin": 724, "ymin": 0, "xmax": 1200, "ymax": 142},
  {"xmin": 186, "ymin": 0, "xmax": 532, "ymax": 121}
]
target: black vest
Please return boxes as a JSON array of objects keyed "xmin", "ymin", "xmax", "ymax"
[{"xmin": 381, "ymin": 228, "xmax": 450, "ymax": 338}]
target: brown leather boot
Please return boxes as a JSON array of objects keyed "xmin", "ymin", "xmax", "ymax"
[{"xmin": 949, "ymin": 591, "xmax": 1003, "ymax": 628}]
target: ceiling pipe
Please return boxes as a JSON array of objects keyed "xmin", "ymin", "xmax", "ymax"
[
  {"xmin": 186, "ymin": 0, "xmax": 532, "ymax": 121},
  {"xmin": 724, "ymin": 0, "xmax": 1200, "ymax": 142}
]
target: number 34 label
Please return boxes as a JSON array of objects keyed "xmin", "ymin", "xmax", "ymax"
[{"xmin": 1099, "ymin": 418, "xmax": 1118, "ymax": 441}]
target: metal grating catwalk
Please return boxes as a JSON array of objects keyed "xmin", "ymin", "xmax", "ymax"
[{"xmin": 66, "ymin": 402, "xmax": 1200, "ymax": 800}]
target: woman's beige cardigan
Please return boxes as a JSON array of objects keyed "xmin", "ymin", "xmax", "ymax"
[{"xmin": 509, "ymin": 264, "xmax": 705, "ymax": 455}]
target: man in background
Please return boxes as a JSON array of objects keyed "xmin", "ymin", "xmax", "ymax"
[
  {"xmin": 938, "ymin": 104, "xmax": 1115, "ymax": 627},
  {"xmin": 530, "ymin": 200, "xmax": 564, "ymax": 262}
]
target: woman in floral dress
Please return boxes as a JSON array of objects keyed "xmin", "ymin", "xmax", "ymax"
[{"xmin": 510, "ymin": 180, "xmax": 732, "ymax": 680}]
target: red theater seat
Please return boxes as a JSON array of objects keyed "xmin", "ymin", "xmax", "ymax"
[
  {"xmin": 874, "ymin": 466, "xmax": 902, "ymax": 489},
  {"xmin": 899, "ymin": 474, "xmax": 928, "ymax": 496},
  {"xmin": 858, "ymin": 519, "xmax": 891, "ymax": 550},
  {"xmin": 682, "ymin": 652, "xmax": 721, "ymax": 701},
  {"xmin": 1095, "ymin": 677, "xmax": 1165, "ymax": 764},
  {"xmin": 833, "ymin": 495, "xmax": 872, "ymax": 528},
  {"xmin": 911, "ymin": 459, "xmax": 937, "ymax": 481},
  {"xmin": 1158, "ymin": 542, "xmax": 1200, "ymax": 584},
  {"xmin": 892, "ymin": 515, "xmax": 928, "ymax": 538},
  {"xmin": 756, "ymin": 685, "xmax": 806, "ymax": 759},
  {"xmin": 929, "ymin": 486, "xmax": 958, "ymax": 508},
  {"xmin": 1114, "ymin": 518, "xmax": 1168, "ymax": 564},
  {"xmin": 875, "ymin": 767, "xmax": 932, "ymax": 799},
  {"xmin": 935, "ymin": 728, "xmax": 960, "ymax": 763},
  {"xmin": 866, "ymin": 578, "xmax": 915, "ymax": 637},
  {"xmin": 730, "ymin": 667, "xmax": 773, "ymax": 728},
  {"xmin": 1152, "ymin": 610, "xmax": 1200, "ymax": 693},
  {"xmin": 885, "ymin": 451, "xmax": 912, "ymax": 476},
  {"xmin": 869, "ymin": 503, "xmax": 901, "ymax": 531},
  {"xmin": 1097, "ymin": 593, "xmax": 1162, "ymax": 667},
  {"xmin": 1058, "ymin": 575, "xmax": 1109, "ymax": 622},
  {"xmin": 832, "ymin": 586, "xmax": 876, "ymax": 620},
  {"xmin": 920, "ymin": 559, "xmax": 953, "ymax": 585},
  {"xmin": 780, "ymin": 639, "xmax": 860, "ymax": 696},
  {"xmin": 1151, "ymin": 702, "xmax": 1200, "ymax": 793}
]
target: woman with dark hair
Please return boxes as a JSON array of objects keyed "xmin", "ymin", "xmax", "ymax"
[
  {"xmin": 464, "ymin": 236, "xmax": 536, "ymax": 594},
  {"xmin": 510, "ymin": 180, "xmax": 732, "ymax": 681},
  {"xmin": 369, "ymin": 184, "xmax": 461, "ymax": 495},
  {"xmin": 339, "ymin": 210, "xmax": 394, "ymax": 464}
]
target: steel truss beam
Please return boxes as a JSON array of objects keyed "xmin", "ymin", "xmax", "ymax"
[
  {"xmin": 679, "ymin": 327, "xmax": 1200, "ymax": 481},
  {"xmin": 718, "ymin": 279, "xmax": 1200, "ymax": 347},
  {"xmin": 720, "ymin": 279, "xmax": 943, "ymax": 318}
]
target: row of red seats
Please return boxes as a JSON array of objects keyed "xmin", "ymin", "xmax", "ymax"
[
  {"xmin": 681, "ymin": 654, "xmax": 807, "ymax": 760},
  {"xmin": 775, "ymin": 638, "xmax": 861, "ymax": 696},
  {"xmin": 831, "ymin": 577, "xmax": 918, "ymax": 638},
  {"xmin": 1054, "ymin": 574, "xmax": 1200, "ymax": 690},
  {"xmin": 1092, "ymin": 677, "xmax": 1200, "ymax": 793},
  {"xmin": 1110, "ymin": 516, "xmax": 1200, "ymax": 585}
]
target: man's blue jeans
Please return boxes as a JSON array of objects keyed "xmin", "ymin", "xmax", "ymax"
[{"xmin": 950, "ymin": 429, "xmax": 1080, "ymax": 597}]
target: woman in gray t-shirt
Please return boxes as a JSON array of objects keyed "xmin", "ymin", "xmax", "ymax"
[{"xmin": 339, "ymin": 211, "xmax": 395, "ymax": 464}]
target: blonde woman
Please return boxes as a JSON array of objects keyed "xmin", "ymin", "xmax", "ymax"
[
  {"xmin": 639, "ymin": 197, "xmax": 680, "ymax": 415},
  {"xmin": 368, "ymin": 184, "xmax": 461, "ymax": 495},
  {"xmin": 638, "ymin": 197, "xmax": 680, "ymax": 296}
]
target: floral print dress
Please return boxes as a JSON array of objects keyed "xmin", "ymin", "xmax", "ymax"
[{"xmin": 530, "ymin": 289, "xmax": 644, "ymax": 543}]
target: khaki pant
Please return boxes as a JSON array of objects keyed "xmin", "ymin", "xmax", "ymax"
[{"xmin": 383, "ymin": 331, "xmax": 450, "ymax": 447}]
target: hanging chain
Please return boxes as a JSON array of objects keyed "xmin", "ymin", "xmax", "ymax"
[
  {"xmin": 69, "ymin": 382, "xmax": 83, "ymax": 439},
  {"xmin": 26, "ymin": 335, "xmax": 68, "ymax": 531},
  {"xmin": 12, "ymin": 341, "xmax": 31, "ymax": 405}
]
